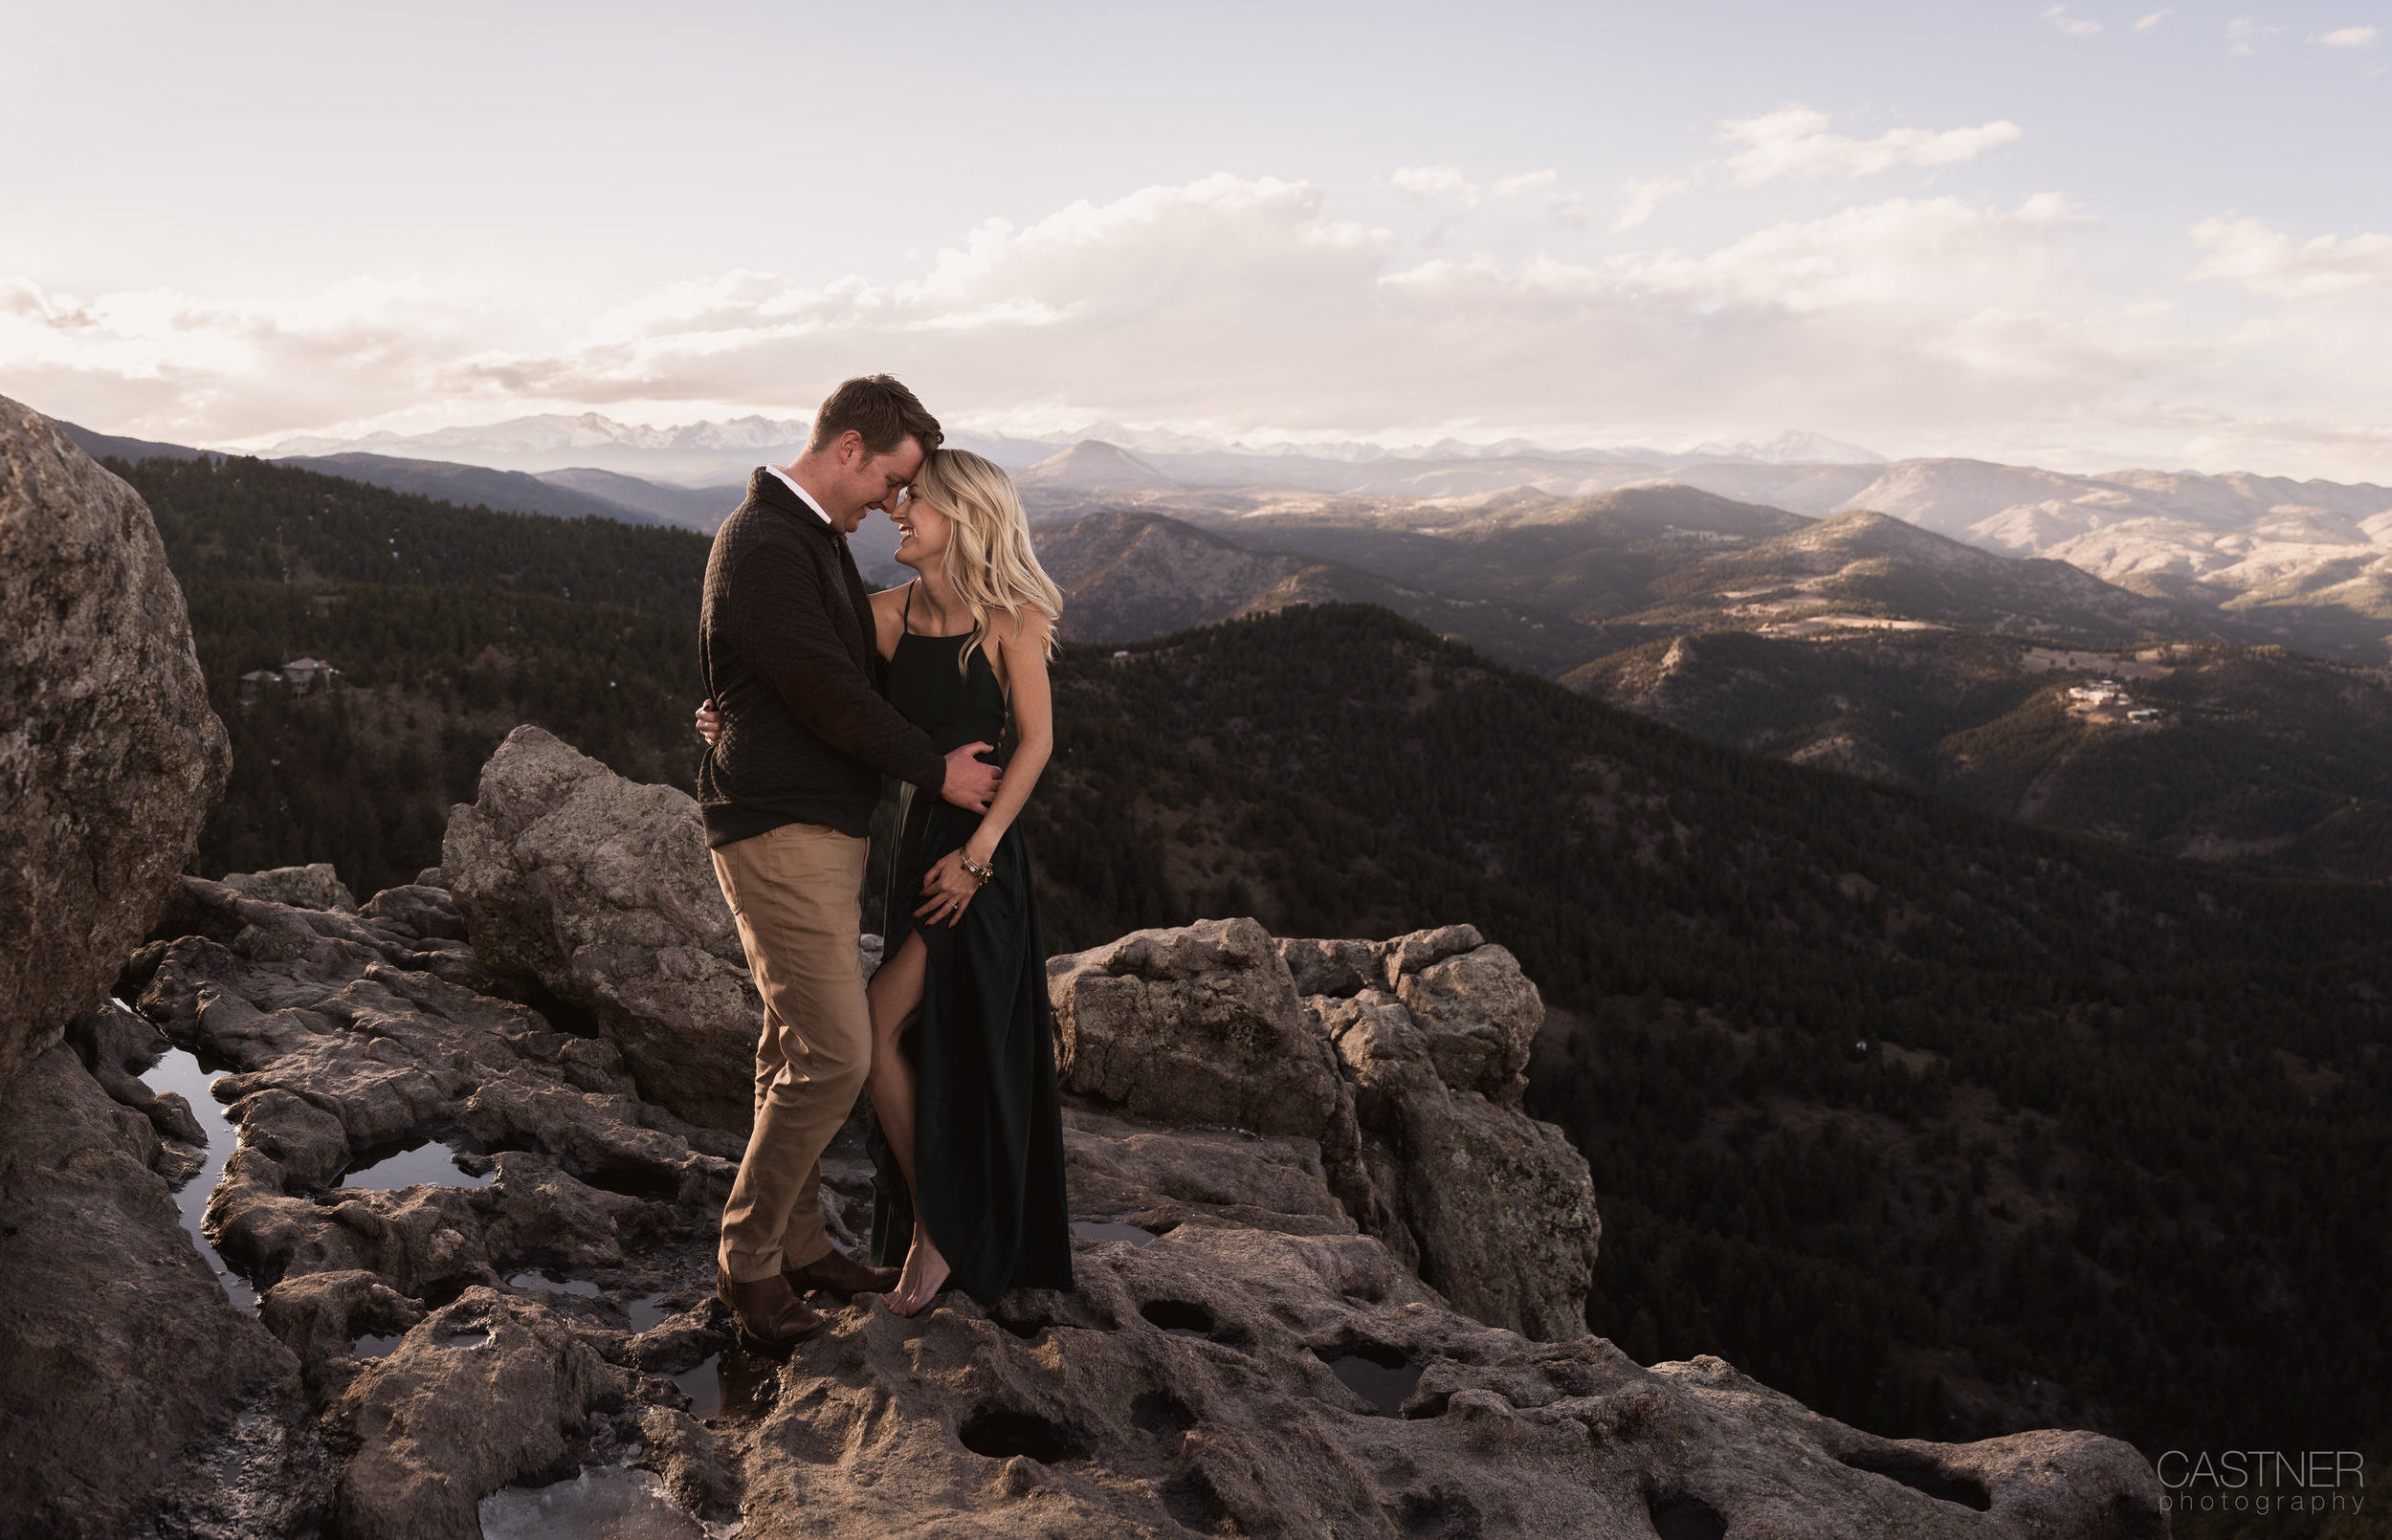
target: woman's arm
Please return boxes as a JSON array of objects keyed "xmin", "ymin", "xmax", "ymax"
[
  {"xmin": 963, "ymin": 610, "xmax": 1054, "ymax": 865},
  {"xmin": 913, "ymin": 610, "xmax": 1056, "ymax": 924}
]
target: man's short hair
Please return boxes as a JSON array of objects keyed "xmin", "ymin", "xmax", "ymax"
[{"xmin": 807, "ymin": 375, "xmax": 943, "ymax": 456}]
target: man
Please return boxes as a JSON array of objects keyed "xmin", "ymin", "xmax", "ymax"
[{"xmin": 698, "ymin": 374, "xmax": 1000, "ymax": 1346}]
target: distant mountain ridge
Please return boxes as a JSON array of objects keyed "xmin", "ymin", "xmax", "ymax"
[
  {"xmin": 280, "ymin": 452, "xmax": 688, "ymax": 530},
  {"xmin": 75, "ymin": 405, "xmax": 2392, "ymax": 658}
]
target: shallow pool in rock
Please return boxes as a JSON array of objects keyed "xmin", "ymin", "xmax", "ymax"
[
  {"xmin": 1070, "ymin": 1220, "xmax": 1157, "ymax": 1247},
  {"xmin": 143, "ymin": 1043, "xmax": 260, "ymax": 1310},
  {"xmin": 1315, "ymin": 1343, "xmax": 1426, "ymax": 1418},
  {"xmin": 339, "ymin": 1137, "xmax": 496, "ymax": 1191},
  {"xmin": 478, "ymin": 1465, "xmax": 738, "ymax": 1540},
  {"xmin": 673, "ymin": 1350, "xmax": 779, "ymax": 1423}
]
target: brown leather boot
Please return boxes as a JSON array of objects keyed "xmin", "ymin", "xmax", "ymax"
[
  {"xmin": 785, "ymin": 1245, "xmax": 900, "ymax": 1299},
  {"xmin": 716, "ymin": 1266, "xmax": 824, "ymax": 1347}
]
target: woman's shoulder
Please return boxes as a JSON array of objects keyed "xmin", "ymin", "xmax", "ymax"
[
  {"xmin": 993, "ymin": 605, "xmax": 1055, "ymax": 648},
  {"xmin": 869, "ymin": 581, "xmax": 914, "ymax": 615}
]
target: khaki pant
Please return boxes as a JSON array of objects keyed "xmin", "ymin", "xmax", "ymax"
[{"xmin": 710, "ymin": 821, "xmax": 871, "ymax": 1283}]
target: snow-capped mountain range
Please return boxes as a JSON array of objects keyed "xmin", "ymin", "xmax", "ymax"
[
  {"xmin": 243, "ymin": 412, "xmax": 2392, "ymax": 655},
  {"xmin": 264, "ymin": 414, "xmax": 1885, "ymax": 483}
]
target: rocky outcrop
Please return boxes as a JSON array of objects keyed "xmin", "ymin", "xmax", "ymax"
[
  {"xmin": 1048, "ymin": 917, "xmax": 1346, "ymax": 1138},
  {"xmin": 221, "ymin": 862, "xmax": 360, "ymax": 913},
  {"xmin": 328, "ymin": 1287, "xmax": 629, "ymax": 1540},
  {"xmin": 0, "ymin": 396, "xmax": 228, "ymax": 1091},
  {"xmin": 128, "ymin": 877, "xmax": 742, "ymax": 1308},
  {"xmin": 442, "ymin": 725, "xmax": 762, "ymax": 1132},
  {"xmin": 729, "ymin": 1225, "xmax": 2162, "ymax": 1539},
  {"xmin": 0, "ymin": 730, "xmax": 2165, "ymax": 1537},
  {"xmin": 0, "ymin": 1042, "xmax": 312, "ymax": 1539},
  {"xmin": 1050, "ymin": 916, "xmax": 1599, "ymax": 1342}
]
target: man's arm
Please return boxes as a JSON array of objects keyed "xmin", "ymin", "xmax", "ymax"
[{"xmin": 721, "ymin": 540, "xmax": 997, "ymax": 807}]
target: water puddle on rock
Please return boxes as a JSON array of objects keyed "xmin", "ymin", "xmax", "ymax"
[
  {"xmin": 479, "ymin": 1465, "xmax": 740, "ymax": 1540},
  {"xmin": 339, "ymin": 1138, "xmax": 495, "ymax": 1190},
  {"xmin": 1070, "ymin": 1220, "xmax": 1157, "ymax": 1247},
  {"xmin": 673, "ymin": 1351, "xmax": 778, "ymax": 1423},
  {"xmin": 353, "ymin": 1332, "xmax": 403, "ymax": 1358},
  {"xmin": 509, "ymin": 1271, "xmax": 602, "ymax": 1298},
  {"xmin": 143, "ymin": 1044, "xmax": 259, "ymax": 1311},
  {"xmin": 1314, "ymin": 1343, "xmax": 1425, "ymax": 1417},
  {"xmin": 626, "ymin": 1293, "xmax": 676, "ymax": 1332}
]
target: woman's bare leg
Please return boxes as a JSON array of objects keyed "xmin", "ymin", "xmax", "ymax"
[{"xmin": 865, "ymin": 932, "xmax": 950, "ymax": 1315}]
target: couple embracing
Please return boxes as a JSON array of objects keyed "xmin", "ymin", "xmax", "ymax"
[{"xmin": 694, "ymin": 374, "xmax": 1072, "ymax": 1345}]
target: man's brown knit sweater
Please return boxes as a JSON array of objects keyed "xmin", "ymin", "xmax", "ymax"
[{"xmin": 698, "ymin": 469, "xmax": 945, "ymax": 847}]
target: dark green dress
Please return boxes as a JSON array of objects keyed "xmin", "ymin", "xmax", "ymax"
[{"xmin": 869, "ymin": 606, "xmax": 1074, "ymax": 1302}]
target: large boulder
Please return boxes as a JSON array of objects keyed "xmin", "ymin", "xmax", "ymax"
[
  {"xmin": 442, "ymin": 725, "xmax": 761, "ymax": 1132},
  {"xmin": 0, "ymin": 1044, "xmax": 309, "ymax": 1539},
  {"xmin": 0, "ymin": 396, "xmax": 228, "ymax": 1091},
  {"xmin": 1051, "ymin": 917, "xmax": 1601, "ymax": 1342},
  {"xmin": 1047, "ymin": 917, "xmax": 1345, "ymax": 1138}
]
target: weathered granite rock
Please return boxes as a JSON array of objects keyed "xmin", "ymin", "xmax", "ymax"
[
  {"xmin": 1313, "ymin": 971, "xmax": 1601, "ymax": 1342},
  {"xmin": 129, "ymin": 885, "xmax": 738, "ymax": 1302},
  {"xmin": 719, "ymin": 1222, "xmax": 2163, "ymax": 1539},
  {"xmin": 259, "ymin": 1268, "xmax": 429, "ymax": 1402},
  {"xmin": 0, "ymin": 1043, "xmax": 311, "ymax": 1539},
  {"xmin": 360, "ymin": 881, "xmax": 469, "ymax": 940},
  {"xmin": 1052, "ymin": 919, "xmax": 1598, "ymax": 1342},
  {"xmin": 442, "ymin": 725, "xmax": 761, "ymax": 1132},
  {"xmin": 0, "ymin": 395, "xmax": 228, "ymax": 1091},
  {"xmin": 328, "ymin": 1287, "xmax": 630, "ymax": 1540},
  {"xmin": 222, "ymin": 862, "xmax": 360, "ymax": 913},
  {"xmin": 1384, "ymin": 924, "xmax": 1544, "ymax": 1103},
  {"xmin": 1048, "ymin": 916, "xmax": 1346, "ymax": 1139}
]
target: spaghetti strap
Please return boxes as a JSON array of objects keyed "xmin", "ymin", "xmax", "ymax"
[{"xmin": 901, "ymin": 581, "xmax": 915, "ymax": 634}]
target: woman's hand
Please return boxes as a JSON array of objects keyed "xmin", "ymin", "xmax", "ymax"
[
  {"xmin": 695, "ymin": 698, "xmax": 723, "ymax": 748},
  {"xmin": 916, "ymin": 850, "xmax": 985, "ymax": 928}
]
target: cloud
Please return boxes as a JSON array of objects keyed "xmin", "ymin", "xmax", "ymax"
[
  {"xmin": 15, "ymin": 171, "xmax": 2392, "ymax": 480},
  {"xmin": 2226, "ymin": 17, "xmax": 2284, "ymax": 53},
  {"xmin": 2045, "ymin": 6, "xmax": 2103, "ymax": 36},
  {"xmin": 2313, "ymin": 25, "xmax": 2379, "ymax": 46},
  {"xmin": 2136, "ymin": 11, "xmax": 2173, "ymax": 30},
  {"xmin": 1389, "ymin": 165, "xmax": 1478, "ymax": 205},
  {"xmin": 2190, "ymin": 215, "xmax": 2392, "ymax": 297},
  {"xmin": 1486, "ymin": 169, "xmax": 1594, "ymax": 229},
  {"xmin": 1611, "ymin": 176, "xmax": 1692, "ymax": 232},
  {"xmin": 1718, "ymin": 106, "xmax": 2024, "ymax": 186},
  {"xmin": 0, "ymin": 274, "xmax": 483, "ymax": 442}
]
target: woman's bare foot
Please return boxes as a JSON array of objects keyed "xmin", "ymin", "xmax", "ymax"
[{"xmin": 881, "ymin": 1229, "xmax": 952, "ymax": 1318}]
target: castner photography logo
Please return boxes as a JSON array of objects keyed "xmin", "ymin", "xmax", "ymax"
[{"xmin": 2158, "ymin": 1449, "xmax": 2366, "ymax": 1517}]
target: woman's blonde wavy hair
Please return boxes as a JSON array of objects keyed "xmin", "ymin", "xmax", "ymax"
[{"xmin": 909, "ymin": 448, "xmax": 1065, "ymax": 678}]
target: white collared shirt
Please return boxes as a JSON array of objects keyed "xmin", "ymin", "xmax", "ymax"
[{"xmin": 764, "ymin": 464, "xmax": 832, "ymax": 526}]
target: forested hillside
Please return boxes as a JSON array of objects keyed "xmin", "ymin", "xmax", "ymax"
[
  {"xmin": 116, "ymin": 454, "xmax": 713, "ymax": 891},
  {"xmin": 1575, "ymin": 626, "xmax": 2392, "ymax": 880}
]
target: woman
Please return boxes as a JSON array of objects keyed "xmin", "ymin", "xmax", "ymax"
[{"xmin": 698, "ymin": 448, "xmax": 1073, "ymax": 1316}]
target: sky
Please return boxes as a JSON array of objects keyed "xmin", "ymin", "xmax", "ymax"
[{"xmin": 4, "ymin": 0, "xmax": 2391, "ymax": 476}]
